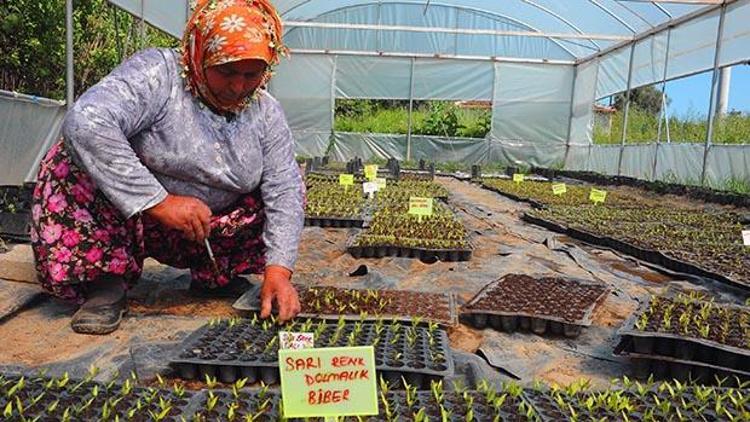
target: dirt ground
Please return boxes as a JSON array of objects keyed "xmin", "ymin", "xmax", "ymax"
[{"xmin": 0, "ymin": 176, "xmax": 728, "ymax": 388}]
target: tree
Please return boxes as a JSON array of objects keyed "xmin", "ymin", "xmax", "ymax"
[
  {"xmin": 1, "ymin": 0, "xmax": 177, "ymax": 100},
  {"xmin": 614, "ymin": 85, "xmax": 669, "ymax": 115}
]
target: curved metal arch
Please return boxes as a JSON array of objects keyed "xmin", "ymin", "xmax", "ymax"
[
  {"xmin": 614, "ymin": 1, "xmax": 656, "ymax": 28},
  {"xmin": 283, "ymin": 1, "xmax": 585, "ymax": 58},
  {"xmin": 587, "ymin": 0, "xmax": 637, "ymax": 33},
  {"xmin": 282, "ymin": 0, "xmax": 604, "ymax": 50}
]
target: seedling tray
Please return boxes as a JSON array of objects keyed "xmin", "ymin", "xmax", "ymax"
[
  {"xmin": 0, "ymin": 373, "xmax": 199, "ymax": 421},
  {"xmin": 0, "ymin": 211, "xmax": 31, "ymax": 242},
  {"xmin": 346, "ymin": 233, "xmax": 473, "ymax": 262},
  {"xmin": 460, "ymin": 274, "xmax": 609, "ymax": 338},
  {"xmin": 522, "ymin": 212, "xmax": 748, "ymax": 290},
  {"xmin": 617, "ymin": 296, "xmax": 750, "ymax": 373},
  {"xmin": 477, "ymin": 183, "xmax": 546, "ymax": 209},
  {"xmin": 305, "ymin": 215, "xmax": 364, "ymax": 228},
  {"xmin": 190, "ymin": 390, "xmax": 281, "ymax": 421},
  {"xmin": 614, "ymin": 337, "xmax": 750, "ymax": 386},
  {"xmin": 233, "ymin": 284, "xmax": 457, "ymax": 326},
  {"xmin": 170, "ymin": 317, "xmax": 454, "ymax": 388}
]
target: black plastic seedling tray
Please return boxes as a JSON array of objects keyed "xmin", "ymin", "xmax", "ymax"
[
  {"xmin": 346, "ymin": 234, "xmax": 473, "ymax": 262},
  {"xmin": 460, "ymin": 274, "xmax": 609, "ymax": 338},
  {"xmin": 614, "ymin": 337, "xmax": 750, "ymax": 386},
  {"xmin": 0, "ymin": 211, "xmax": 31, "ymax": 242},
  {"xmin": 305, "ymin": 216, "xmax": 364, "ymax": 228},
  {"xmin": 170, "ymin": 318, "xmax": 454, "ymax": 388},
  {"xmin": 617, "ymin": 298, "xmax": 750, "ymax": 373},
  {"xmin": 233, "ymin": 284, "xmax": 458, "ymax": 326},
  {"xmin": 522, "ymin": 212, "xmax": 748, "ymax": 290},
  {"xmin": 477, "ymin": 184, "xmax": 546, "ymax": 209}
]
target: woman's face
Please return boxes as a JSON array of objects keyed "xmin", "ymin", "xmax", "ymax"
[{"xmin": 205, "ymin": 59, "xmax": 267, "ymax": 107}]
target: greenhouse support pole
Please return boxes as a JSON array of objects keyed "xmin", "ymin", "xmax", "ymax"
[
  {"xmin": 329, "ymin": 56, "xmax": 338, "ymax": 153},
  {"xmin": 406, "ymin": 57, "xmax": 416, "ymax": 161},
  {"xmin": 653, "ymin": 28, "xmax": 672, "ymax": 181},
  {"xmin": 616, "ymin": 43, "xmax": 637, "ymax": 177},
  {"xmin": 563, "ymin": 66, "xmax": 578, "ymax": 168},
  {"xmin": 65, "ymin": 0, "xmax": 74, "ymax": 108},
  {"xmin": 701, "ymin": 3, "xmax": 727, "ymax": 186}
]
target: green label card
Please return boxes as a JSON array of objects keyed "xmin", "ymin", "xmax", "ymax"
[
  {"xmin": 408, "ymin": 197, "xmax": 433, "ymax": 217},
  {"xmin": 589, "ymin": 188, "xmax": 607, "ymax": 204},
  {"xmin": 375, "ymin": 178, "xmax": 387, "ymax": 190},
  {"xmin": 364, "ymin": 165, "xmax": 379, "ymax": 181},
  {"xmin": 279, "ymin": 346, "xmax": 378, "ymax": 418},
  {"xmin": 552, "ymin": 183, "xmax": 567, "ymax": 195},
  {"xmin": 339, "ymin": 174, "xmax": 354, "ymax": 186},
  {"xmin": 513, "ymin": 174, "xmax": 525, "ymax": 183}
]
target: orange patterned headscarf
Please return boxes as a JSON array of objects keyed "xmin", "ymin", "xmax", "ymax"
[{"xmin": 181, "ymin": 0, "xmax": 287, "ymax": 113}]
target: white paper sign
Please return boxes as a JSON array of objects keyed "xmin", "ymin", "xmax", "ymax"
[
  {"xmin": 279, "ymin": 332, "xmax": 315, "ymax": 350},
  {"xmin": 363, "ymin": 182, "xmax": 378, "ymax": 194},
  {"xmin": 743, "ymin": 230, "xmax": 750, "ymax": 246}
]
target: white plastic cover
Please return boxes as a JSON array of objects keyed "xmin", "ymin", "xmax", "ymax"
[
  {"xmin": 0, "ymin": 91, "xmax": 66, "ymax": 185},
  {"xmin": 491, "ymin": 62, "xmax": 574, "ymax": 145},
  {"xmin": 719, "ymin": 0, "xmax": 750, "ymax": 67},
  {"xmin": 569, "ymin": 59, "xmax": 599, "ymax": 145}
]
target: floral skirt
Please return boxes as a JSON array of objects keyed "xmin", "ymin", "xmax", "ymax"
[{"xmin": 31, "ymin": 140, "xmax": 266, "ymax": 304}]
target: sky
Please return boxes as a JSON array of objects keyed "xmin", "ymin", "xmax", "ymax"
[{"xmin": 665, "ymin": 64, "xmax": 750, "ymax": 118}]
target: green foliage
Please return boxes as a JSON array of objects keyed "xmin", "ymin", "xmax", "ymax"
[
  {"xmin": 0, "ymin": 0, "xmax": 177, "ymax": 100},
  {"xmin": 594, "ymin": 106, "xmax": 750, "ymax": 145},
  {"xmin": 335, "ymin": 99, "xmax": 491, "ymax": 139},
  {"xmin": 614, "ymin": 85, "xmax": 667, "ymax": 115}
]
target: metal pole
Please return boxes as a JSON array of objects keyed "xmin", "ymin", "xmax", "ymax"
[
  {"xmin": 330, "ymin": 56, "xmax": 338, "ymax": 144},
  {"xmin": 406, "ymin": 57, "xmax": 416, "ymax": 161},
  {"xmin": 563, "ymin": 65, "xmax": 578, "ymax": 168},
  {"xmin": 65, "ymin": 0, "xmax": 74, "ymax": 108},
  {"xmin": 701, "ymin": 3, "xmax": 727, "ymax": 186},
  {"xmin": 617, "ymin": 43, "xmax": 637, "ymax": 176},
  {"xmin": 653, "ymin": 28, "xmax": 672, "ymax": 181}
]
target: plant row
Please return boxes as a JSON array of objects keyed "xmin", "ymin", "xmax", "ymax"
[
  {"xmin": 4, "ymin": 370, "xmax": 750, "ymax": 421},
  {"xmin": 479, "ymin": 178, "xmax": 635, "ymax": 208},
  {"xmin": 171, "ymin": 316, "xmax": 452, "ymax": 387}
]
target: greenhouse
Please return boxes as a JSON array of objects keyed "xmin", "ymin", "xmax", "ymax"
[{"xmin": 1, "ymin": 0, "xmax": 750, "ymax": 420}]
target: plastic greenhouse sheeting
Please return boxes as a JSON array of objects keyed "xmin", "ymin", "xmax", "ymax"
[
  {"xmin": 0, "ymin": 91, "xmax": 66, "ymax": 185},
  {"xmin": 491, "ymin": 62, "xmax": 574, "ymax": 145}
]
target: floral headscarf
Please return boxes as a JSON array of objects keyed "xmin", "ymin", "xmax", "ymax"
[{"xmin": 181, "ymin": 0, "xmax": 287, "ymax": 113}]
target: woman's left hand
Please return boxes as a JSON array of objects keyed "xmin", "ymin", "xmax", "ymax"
[{"xmin": 260, "ymin": 265, "xmax": 300, "ymax": 322}]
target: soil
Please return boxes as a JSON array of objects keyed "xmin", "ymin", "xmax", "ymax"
[
  {"xmin": 463, "ymin": 274, "xmax": 608, "ymax": 324},
  {"xmin": 295, "ymin": 284, "xmax": 453, "ymax": 323},
  {"xmin": 128, "ymin": 291, "xmax": 238, "ymax": 318}
]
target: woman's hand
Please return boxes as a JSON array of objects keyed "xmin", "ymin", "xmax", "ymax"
[
  {"xmin": 145, "ymin": 194, "xmax": 212, "ymax": 242},
  {"xmin": 260, "ymin": 265, "xmax": 300, "ymax": 322}
]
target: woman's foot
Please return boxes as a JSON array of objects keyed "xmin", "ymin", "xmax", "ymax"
[{"xmin": 71, "ymin": 279, "xmax": 127, "ymax": 335}]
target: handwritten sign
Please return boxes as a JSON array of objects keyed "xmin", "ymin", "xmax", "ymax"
[
  {"xmin": 589, "ymin": 188, "xmax": 607, "ymax": 204},
  {"xmin": 375, "ymin": 178, "xmax": 387, "ymax": 190},
  {"xmin": 513, "ymin": 174, "xmax": 525, "ymax": 183},
  {"xmin": 363, "ymin": 182, "xmax": 378, "ymax": 198},
  {"xmin": 279, "ymin": 346, "xmax": 378, "ymax": 419},
  {"xmin": 279, "ymin": 332, "xmax": 315, "ymax": 350},
  {"xmin": 408, "ymin": 197, "xmax": 433, "ymax": 223},
  {"xmin": 743, "ymin": 230, "xmax": 750, "ymax": 246},
  {"xmin": 552, "ymin": 183, "xmax": 567, "ymax": 196},
  {"xmin": 364, "ymin": 165, "xmax": 379, "ymax": 181}
]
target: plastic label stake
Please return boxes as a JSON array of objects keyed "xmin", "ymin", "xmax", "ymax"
[
  {"xmin": 552, "ymin": 183, "xmax": 567, "ymax": 196},
  {"xmin": 589, "ymin": 188, "xmax": 607, "ymax": 204},
  {"xmin": 279, "ymin": 332, "xmax": 315, "ymax": 350},
  {"xmin": 363, "ymin": 182, "xmax": 378, "ymax": 199},
  {"xmin": 743, "ymin": 230, "xmax": 750, "ymax": 246},
  {"xmin": 408, "ymin": 196, "xmax": 433, "ymax": 223},
  {"xmin": 279, "ymin": 346, "xmax": 378, "ymax": 419},
  {"xmin": 513, "ymin": 174, "xmax": 524, "ymax": 183},
  {"xmin": 339, "ymin": 174, "xmax": 354, "ymax": 191},
  {"xmin": 364, "ymin": 165, "xmax": 378, "ymax": 181}
]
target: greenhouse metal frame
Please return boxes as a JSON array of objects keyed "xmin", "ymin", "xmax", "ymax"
[{"xmin": 2, "ymin": 0, "xmax": 748, "ymax": 187}]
